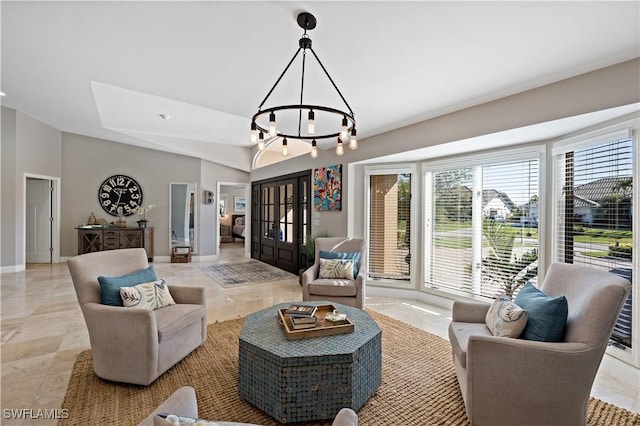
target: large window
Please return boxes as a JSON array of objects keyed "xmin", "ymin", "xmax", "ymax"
[
  {"xmin": 424, "ymin": 153, "xmax": 540, "ymax": 299},
  {"xmin": 554, "ymin": 128, "xmax": 635, "ymax": 351},
  {"xmin": 367, "ymin": 171, "xmax": 412, "ymax": 282}
]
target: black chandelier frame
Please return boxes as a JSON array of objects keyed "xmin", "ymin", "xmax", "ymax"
[{"xmin": 251, "ymin": 12, "xmax": 356, "ymax": 142}]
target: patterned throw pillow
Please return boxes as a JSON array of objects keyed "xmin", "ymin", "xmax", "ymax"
[
  {"xmin": 318, "ymin": 251, "xmax": 362, "ymax": 276},
  {"xmin": 120, "ymin": 279, "xmax": 175, "ymax": 310},
  {"xmin": 485, "ymin": 295, "xmax": 528, "ymax": 338},
  {"xmin": 318, "ymin": 259, "xmax": 355, "ymax": 280},
  {"xmin": 154, "ymin": 414, "xmax": 218, "ymax": 425}
]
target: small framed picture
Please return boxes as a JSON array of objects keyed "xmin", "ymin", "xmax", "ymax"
[{"xmin": 234, "ymin": 196, "xmax": 246, "ymax": 212}]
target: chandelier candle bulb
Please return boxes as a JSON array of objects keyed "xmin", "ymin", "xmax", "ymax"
[
  {"xmin": 257, "ymin": 132, "xmax": 265, "ymax": 151},
  {"xmin": 336, "ymin": 139, "xmax": 344, "ymax": 156},
  {"xmin": 308, "ymin": 110, "xmax": 315, "ymax": 134},
  {"xmin": 269, "ymin": 112, "xmax": 277, "ymax": 136},
  {"xmin": 349, "ymin": 128, "xmax": 358, "ymax": 150},
  {"xmin": 311, "ymin": 139, "xmax": 318, "ymax": 158},
  {"xmin": 340, "ymin": 116, "xmax": 349, "ymax": 141},
  {"xmin": 282, "ymin": 137, "xmax": 288, "ymax": 156},
  {"xmin": 250, "ymin": 122, "xmax": 258, "ymax": 143}
]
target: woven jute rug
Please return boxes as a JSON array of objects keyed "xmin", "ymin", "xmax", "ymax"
[
  {"xmin": 60, "ymin": 311, "xmax": 640, "ymax": 426},
  {"xmin": 198, "ymin": 260, "xmax": 296, "ymax": 287}
]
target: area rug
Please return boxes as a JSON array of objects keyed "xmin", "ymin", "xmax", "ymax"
[
  {"xmin": 60, "ymin": 311, "xmax": 640, "ymax": 426},
  {"xmin": 198, "ymin": 260, "xmax": 296, "ymax": 287}
]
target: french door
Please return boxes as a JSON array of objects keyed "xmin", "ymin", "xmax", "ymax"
[{"xmin": 251, "ymin": 171, "xmax": 311, "ymax": 274}]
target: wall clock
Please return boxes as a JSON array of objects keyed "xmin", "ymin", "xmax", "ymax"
[{"xmin": 98, "ymin": 174, "xmax": 143, "ymax": 217}]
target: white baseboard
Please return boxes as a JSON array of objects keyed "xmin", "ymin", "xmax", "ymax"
[{"xmin": 0, "ymin": 264, "xmax": 25, "ymax": 273}]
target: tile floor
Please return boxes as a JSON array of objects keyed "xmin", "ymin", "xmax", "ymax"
[{"xmin": 1, "ymin": 242, "xmax": 638, "ymax": 425}]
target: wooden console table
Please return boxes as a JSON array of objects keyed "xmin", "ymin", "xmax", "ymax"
[{"xmin": 77, "ymin": 227, "xmax": 154, "ymax": 262}]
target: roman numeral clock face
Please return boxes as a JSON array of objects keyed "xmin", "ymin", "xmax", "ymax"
[{"xmin": 98, "ymin": 175, "xmax": 143, "ymax": 216}]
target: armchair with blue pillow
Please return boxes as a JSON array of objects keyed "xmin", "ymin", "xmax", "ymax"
[
  {"xmin": 448, "ymin": 262, "xmax": 631, "ymax": 426},
  {"xmin": 68, "ymin": 248, "xmax": 207, "ymax": 385},
  {"xmin": 301, "ymin": 237, "xmax": 367, "ymax": 309}
]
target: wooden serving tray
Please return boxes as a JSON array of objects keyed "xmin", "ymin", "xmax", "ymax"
[{"xmin": 278, "ymin": 304, "xmax": 354, "ymax": 340}]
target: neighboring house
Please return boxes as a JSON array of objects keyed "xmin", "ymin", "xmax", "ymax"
[
  {"xmin": 482, "ymin": 189, "xmax": 516, "ymax": 221},
  {"xmin": 572, "ymin": 176, "xmax": 633, "ymax": 228},
  {"xmin": 518, "ymin": 200, "xmax": 540, "ymax": 227}
]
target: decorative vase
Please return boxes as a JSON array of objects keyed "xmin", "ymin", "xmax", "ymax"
[
  {"xmin": 137, "ymin": 220, "xmax": 148, "ymax": 229},
  {"xmin": 116, "ymin": 216, "xmax": 127, "ymax": 228},
  {"xmin": 88, "ymin": 212, "xmax": 97, "ymax": 225}
]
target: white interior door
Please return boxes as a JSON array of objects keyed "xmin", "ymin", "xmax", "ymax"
[{"xmin": 26, "ymin": 178, "xmax": 52, "ymax": 263}]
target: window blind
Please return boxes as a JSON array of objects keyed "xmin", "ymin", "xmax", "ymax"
[
  {"xmin": 555, "ymin": 136, "xmax": 633, "ymax": 349},
  {"xmin": 368, "ymin": 173, "xmax": 412, "ymax": 280},
  {"xmin": 425, "ymin": 158, "xmax": 540, "ymax": 299}
]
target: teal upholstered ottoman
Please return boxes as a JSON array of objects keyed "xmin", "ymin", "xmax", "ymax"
[{"xmin": 238, "ymin": 302, "xmax": 381, "ymax": 423}]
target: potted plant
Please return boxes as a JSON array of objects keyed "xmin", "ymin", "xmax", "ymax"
[{"xmin": 299, "ymin": 231, "xmax": 331, "ymax": 285}]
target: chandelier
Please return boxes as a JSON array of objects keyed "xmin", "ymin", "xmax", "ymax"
[{"xmin": 250, "ymin": 12, "xmax": 357, "ymax": 158}]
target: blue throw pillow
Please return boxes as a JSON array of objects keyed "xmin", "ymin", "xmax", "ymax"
[
  {"xmin": 318, "ymin": 251, "xmax": 361, "ymax": 277},
  {"xmin": 514, "ymin": 282, "xmax": 568, "ymax": 342},
  {"xmin": 97, "ymin": 266, "xmax": 157, "ymax": 306}
]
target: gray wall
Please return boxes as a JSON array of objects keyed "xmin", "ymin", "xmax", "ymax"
[
  {"xmin": 0, "ymin": 118, "xmax": 251, "ymax": 268},
  {"xmin": 250, "ymin": 58, "xmax": 640, "ymax": 239},
  {"xmin": 61, "ymin": 133, "xmax": 202, "ymax": 258},
  {"xmin": 1, "ymin": 107, "xmax": 62, "ymax": 269},
  {"xmin": 58, "ymin": 134, "xmax": 251, "ymax": 259},
  {"xmin": 200, "ymin": 160, "xmax": 250, "ymax": 257},
  {"xmin": 2, "ymin": 59, "xmax": 638, "ymax": 268}
]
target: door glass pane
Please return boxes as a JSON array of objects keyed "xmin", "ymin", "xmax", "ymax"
[
  {"xmin": 302, "ymin": 180, "xmax": 308, "ymax": 243},
  {"xmin": 480, "ymin": 160, "xmax": 539, "ymax": 299},
  {"xmin": 427, "ymin": 168, "xmax": 474, "ymax": 293}
]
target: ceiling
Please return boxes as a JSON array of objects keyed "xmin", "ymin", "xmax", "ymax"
[{"xmin": 2, "ymin": 1, "xmax": 639, "ymax": 172}]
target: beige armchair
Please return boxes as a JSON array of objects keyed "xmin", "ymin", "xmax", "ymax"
[
  {"xmin": 448, "ymin": 262, "xmax": 631, "ymax": 426},
  {"xmin": 302, "ymin": 237, "xmax": 367, "ymax": 309},
  {"xmin": 68, "ymin": 248, "xmax": 207, "ymax": 386}
]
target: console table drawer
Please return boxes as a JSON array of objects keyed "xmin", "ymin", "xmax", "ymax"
[{"xmin": 77, "ymin": 227, "xmax": 154, "ymax": 261}]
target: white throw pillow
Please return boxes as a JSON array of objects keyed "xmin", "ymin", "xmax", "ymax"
[
  {"xmin": 485, "ymin": 295, "xmax": 528, "ymax": 338},
  {"xmin": 319, "ymin": 258, "xmax": 355, "ymax": 280},
  {"xmin": 120, "ymin": 279, "xmax": 175, "ymax": 310}
]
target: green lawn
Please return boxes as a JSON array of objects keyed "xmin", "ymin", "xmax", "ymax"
[{"xmin": 573, "ymin": 227, "xmax": 632, "ymax": 245}]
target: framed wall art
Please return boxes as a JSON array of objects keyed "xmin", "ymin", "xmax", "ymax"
[
  {"xmin": 234, "ymin": 196, "xmax": 246, "ymax": 212},
  {"xmin": 313, "ymin": 164, "xmax": 342, "ymax": 211}
]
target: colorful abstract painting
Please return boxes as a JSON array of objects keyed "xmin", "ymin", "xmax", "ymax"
[{"xmin": 313, "ymin": 164, "xmax": 342, "ymax": 211}]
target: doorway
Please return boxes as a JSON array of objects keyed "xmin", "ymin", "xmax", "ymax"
[
  {"xmin": 24, "ymin": 175, "xmax": 60, "ymax": 264},
  {"xmin": 217, "ymin": 182, "xmax": 251, "ymax": 258}
]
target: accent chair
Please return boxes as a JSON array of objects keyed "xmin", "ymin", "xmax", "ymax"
[
  {"xmin": 301, "ymin": 237, "xmax": 367, "ymax": 309},
  {"xmin": 67, "ymin": 248, "xmax": 207, "ymax": 385},
  {"xmin": 448, "ymin": 262, "xmax": 631, "ymax": 426}
]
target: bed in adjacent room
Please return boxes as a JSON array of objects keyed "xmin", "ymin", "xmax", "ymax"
[{"xmin": 231, "ymin": 215, "xmax": 245, "ymax": 241}]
